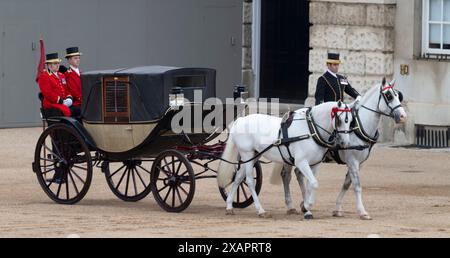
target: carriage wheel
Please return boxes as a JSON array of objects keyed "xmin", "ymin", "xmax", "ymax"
[
  {"xmin": 219, "ymin": 161, "xmax": 263, "ymax": 209},
  {"xmin": 33, "ymin": 124, "xmax": 92, "ymax": 205},
  {"xmin": 103, "ymin": 160, "xmax": 152, "ymax": 202},
  {"xmin": 151, "ymin": 150, "xmax": 195, "ymax": 213}
]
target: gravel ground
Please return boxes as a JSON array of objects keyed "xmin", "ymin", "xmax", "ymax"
[{"xmin": 0, "ymin": 127, "xmax": 449, "ymax": 238}]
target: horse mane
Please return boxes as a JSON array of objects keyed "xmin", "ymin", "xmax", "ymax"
[{"xmin": 360, "ymin": 83, "xmax": 381, "ymax": 105}]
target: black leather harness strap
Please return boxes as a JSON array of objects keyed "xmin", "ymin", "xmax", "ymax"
[
  {"xmin": 352, "ymin": 109, "xmax": 379, "ymax": 144},
  {"xmin": 306, "ymin": 108, "xmax": 336, "ymax": 149}
]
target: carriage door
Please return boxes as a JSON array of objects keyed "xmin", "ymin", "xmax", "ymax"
[{"xmin": 259, "ymin": 0, "xmax": 310, "ymax": 104}]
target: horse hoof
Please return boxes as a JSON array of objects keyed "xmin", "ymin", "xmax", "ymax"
[
  {"xmin": 300, "ymin": 202, "xmax": 308, "ymax": 213},
  {"xmin": 287, "ymin": 209, "xmax": 300, "ymax": 215},
  {"xmin": 226, "ymin": 209, "xmax": 235, "ymax": 216},
  {"xmin": 360, "ymin": 214, "xmax": 373, "ymax": 220},
  {"xmin": 333, "ymin": 211, "xmax": 344, "ymax": 218},
  {"xmin": 304, "ymin": 214, "xmax": 314, "ymax": 220},
  {"xmin": 258, "ymin": 212, "xmax": 273, "ymax": 219}
]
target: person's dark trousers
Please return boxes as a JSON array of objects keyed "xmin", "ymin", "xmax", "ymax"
[{"xmin": 69, "ymin": 106, "xmax": 81, "ymax": 119}]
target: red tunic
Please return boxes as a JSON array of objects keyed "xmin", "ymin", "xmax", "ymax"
[
  {"xmin": 64, "ymin": 68, "xmax": 82, "ymax": 107},
  {"xmin": 38, "ymin": 71, "xmax": 72, "ymax": 117}
]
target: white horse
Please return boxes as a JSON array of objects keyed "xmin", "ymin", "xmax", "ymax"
[
  {"xmin": 274, "ymin": 78, "xmax": 407, "ymax": 220},
  {"xmin": 217, "ymin": 101, "xmax": 357, "ymax": 217}
]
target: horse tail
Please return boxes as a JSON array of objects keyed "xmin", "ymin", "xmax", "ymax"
[
  {"xmin": 270, "ymin": 163, "xmax": 285, "ymax": 185},
  {"xmin": 217, "ymin": 133, "xmax": 239, "ymax": 188}
]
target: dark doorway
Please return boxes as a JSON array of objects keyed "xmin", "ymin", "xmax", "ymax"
[{"xmin": 260, "ymin": 0, "xmax": 310, "ymax": 104}]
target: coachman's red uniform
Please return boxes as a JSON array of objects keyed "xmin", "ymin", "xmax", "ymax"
[
  {"xmin": 38, "ymin": 71, "xmax": 73, "ymax": 117},
  {"xmin": 65, "ymin": 68, "xmax": 82, "ymax": 107}
]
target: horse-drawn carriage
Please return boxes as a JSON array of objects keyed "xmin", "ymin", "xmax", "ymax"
[{"xmin": 32, "ymin": 66, "xmax": 262, "ymax": 212}]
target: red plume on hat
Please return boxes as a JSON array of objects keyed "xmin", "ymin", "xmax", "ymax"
[{"xmin": 35, "ymin": 36, "xmax": 45, "ymax": 83}]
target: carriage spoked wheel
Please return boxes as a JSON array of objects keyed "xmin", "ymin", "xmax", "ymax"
[
  {"xmin": 151, "ymin": 150, "xmax": 195, "ymax": 213},
  {"xmin": 103, "ymin": 159, "xmax": 152, "ymax": 202},
  {"xmin": 33, "ymin": 124, "xmax": 93, "ymax": 205},
  {"xmin": 219, "ymin": 161, "xmax": 263, "ymax": 209}
]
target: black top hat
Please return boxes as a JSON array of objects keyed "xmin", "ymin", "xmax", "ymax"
[
  {"xmin": 65, "ymin": 47, "xmax": 82, "ymax": 58},
  {"xmin": 45, "ymin": 53, "xmax": 62, "ymax": 63},
  {"xmin": 326, "ymin": 53, "xmax": 341, "ymax": 64}
]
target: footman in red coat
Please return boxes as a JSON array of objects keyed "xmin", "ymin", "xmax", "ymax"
[
  {"xmin": 64, "ymin": 47, "xmax": 83, "ymax": 108},
  {"xmin": 38, "ymin": 52, "xmax": 80, "ymax": 117}
]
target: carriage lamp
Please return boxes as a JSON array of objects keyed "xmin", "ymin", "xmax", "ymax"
[
  {"xmin": 234, "ymin": 85, "xmax": 249, "ymax": 103},
  {"xmin": 170, "ymin": 87, "xmax": 185, "ymax": 108}
]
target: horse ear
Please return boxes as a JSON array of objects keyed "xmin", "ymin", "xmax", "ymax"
[
  {"xmin": 382, "ymin": 77, "xmax": 386, "ymax": 86},
  {"xmin": 348, "ymin": 100, "xmax": 356, "ymax": 109},
  {"xmin": 389, "ymin": 79, "xmax": 396, "ymax": 87}
]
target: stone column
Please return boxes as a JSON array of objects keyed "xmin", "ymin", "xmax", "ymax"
[{"xmin": 242, "ymin": 0, "xmax": 254, "ymax": 96}]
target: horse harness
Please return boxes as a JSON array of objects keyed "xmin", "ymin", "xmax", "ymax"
[
  {"xmin": 237, "ymin": 84, "xmax": 401, "ymax": 167},
  {"xmin": 327, "ymin": 108, "xmax": 379, "ymax": 165},
  {"xmin": 326, "ymin": 84, "xmax": 402, "ymax": 165},
  {"xmin": 276, "ymin": 105, "xmax": 381, "ymax": 166},
  {"xmin": 275, "ymin": 107, "xmax": 352, "ymax": 167}
]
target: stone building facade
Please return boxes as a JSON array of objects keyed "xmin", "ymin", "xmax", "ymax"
[
  {"xmin": 242, "ymin": 0, "xmax": 396, "ymax": 101},
  {"xmin": 241, "ymin": 0, "xmax": 450, "ymax": 146}
]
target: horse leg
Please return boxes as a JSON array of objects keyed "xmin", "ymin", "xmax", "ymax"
[
  {"xmin": 282, "ymin": 165, "xmax": 298, "ymax": 215},
  {"xmin": 294, "ymin": 168, "xmax": 306, "ymax": 201},
  {"xmin": 348, "ymin": 163, "xmax": 372, "ymax": 220},
  {"xmin": 240, "ymin": 152, "xmax": 268, "ymax": 218},
  {"xmin": 225, "ymin": 165, "xmax": 246, "ymax": 215},
  {"xmin": 333, "ymin": 172, "xmax": 352, "ymax": 218},
  {"xmin": 295, "ymin": 160, "xmax": 319, "ymax": 220},
  {"xmin": 294, "ymin": 167, "xmax": 309, "ymax": 214}
]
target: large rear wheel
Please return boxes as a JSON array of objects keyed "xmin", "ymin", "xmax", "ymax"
[{"xmin": 33, "ymin": 124, "xmax": 92, "ymax": 205}]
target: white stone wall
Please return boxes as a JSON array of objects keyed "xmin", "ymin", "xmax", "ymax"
[
  {"xmin": 308, "ymin": 0, "xmax": 396, "ymax": 101},
  {"xmin": 242, "ymin": 0, "xmax": 397, "ymax": 100}
]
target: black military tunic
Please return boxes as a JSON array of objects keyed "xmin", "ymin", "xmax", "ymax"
[{"xmin": 315, "ymin": 71, "xmax": 360, "ymax": 105}]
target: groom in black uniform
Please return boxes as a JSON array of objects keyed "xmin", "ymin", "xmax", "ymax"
[{"xmin": 315, "ymin": 53, "xmax": 361, "ymax": 105}]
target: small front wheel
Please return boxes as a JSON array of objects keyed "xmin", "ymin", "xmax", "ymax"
[
  {"xmin": 151, "ymin": 150, "xmax": 195, "ymax": 213},
  {"xmin": 104, "ymin": 160, "xmax": 153, "ymax": 202}
]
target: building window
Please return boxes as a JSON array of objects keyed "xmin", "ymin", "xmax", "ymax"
[{"xmin": 422, "ymin": 0, "xmax": 450, "ymax": 57}]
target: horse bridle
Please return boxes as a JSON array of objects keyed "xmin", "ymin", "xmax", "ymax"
[
  {"xmin": 331, "ymin": 104, "xmax": 353, "ymax": 135},
  {"xmin": 360, "ymin": 84, "xmax": 403, "ymax": 119}
]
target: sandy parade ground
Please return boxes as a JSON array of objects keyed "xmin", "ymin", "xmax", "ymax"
[{"xmin": 0, "ymin": 127, "xmax": 449, "ymax": 238}]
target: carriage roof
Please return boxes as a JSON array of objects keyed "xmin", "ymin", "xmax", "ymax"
[
  {"xmin": 82, "ymin": 66, "xmax": 180, "ymax": 76},
  {"xmin": 81, "ymin": 66, "xmax": 216, "ymax": 123}
]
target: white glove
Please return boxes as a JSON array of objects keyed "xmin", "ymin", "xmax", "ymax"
[
  {"xmin": 355, "ymin": 96, "xmax": 362, "ymax": 103},
  {"xmin": 63, "ymin": 98, "xmax": 73, "ymax": 107}
]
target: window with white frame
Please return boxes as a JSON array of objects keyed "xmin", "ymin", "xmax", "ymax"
[{"xmin": 422, "ymin": 0, "xmax": 450, "ymax": 56}]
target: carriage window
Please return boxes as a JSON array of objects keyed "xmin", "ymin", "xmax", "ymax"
[
  {"xmin": 174, "ymin": 75, "xmax": 206, "ymax": 88},
  {"xmin": 103, "ymin": 77, "xmax": 130, "ymax": 123},
  {"xmin": 422, "ymin": 0, "xmax": 450, "ymax": 57}
]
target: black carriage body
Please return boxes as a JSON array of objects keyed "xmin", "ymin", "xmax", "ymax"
[
  {"xmin": 80, "ymin": 66, "xmax": 224, "ymax": 159},
  {"xmin": 82, "ymin": 66, "xmax": 216, "ymax": 123}
]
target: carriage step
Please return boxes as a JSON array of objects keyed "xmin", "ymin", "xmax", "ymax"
[{"xmin": 32, "ymin": 162, "xmax": 38, "ymax": 173}]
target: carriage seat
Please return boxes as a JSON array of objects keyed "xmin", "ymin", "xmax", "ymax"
[{"xmin": 38, "ymin": 93, "xmax": 64, "ymax": 120}]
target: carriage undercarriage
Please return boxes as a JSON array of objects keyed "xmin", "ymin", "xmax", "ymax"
[{"xmin": 32, "ymin": 121, "xmax": 263, "ymax": 213}]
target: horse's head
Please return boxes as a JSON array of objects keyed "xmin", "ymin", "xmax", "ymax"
[
  {"xmin": 331, "ymin": 101, "xmax": 355, "ymax": 148},
  {"xmin": 379, "ymin": 78, "xmax": 407, "ymax": 124}
]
